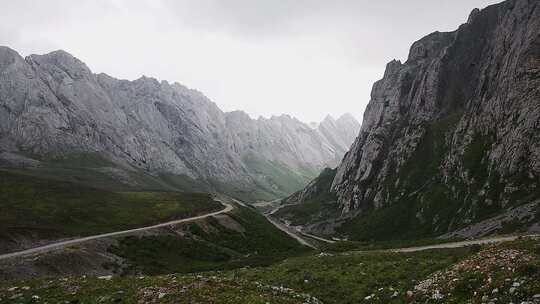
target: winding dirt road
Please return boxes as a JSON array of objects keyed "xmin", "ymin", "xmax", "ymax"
[
  {"xmin": 265, "ymin": 202, "xmax": 539, "ymax": 252},
  {"xmin": 264, "ymin": 215, "xmax": 317, "ymax": 249},
  {"xmin": 0, "ymin": 201, "xmax": 234, "ymax": 261},
  {"xmin": 390, "ymin": 234, "xmax": 539, "ymax": 253},
  {"xmin": 3, "ymin": 197, "xmax": 536, "ymax": 261}
]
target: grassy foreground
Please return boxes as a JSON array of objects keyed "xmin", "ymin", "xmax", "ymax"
[
  {"xmin": 1, "ymin": 238, "xmax": 539, "ymax": 303},
  {"xmin": 0, "ymin": 170, "xmax": 222, "ymax": 246}
]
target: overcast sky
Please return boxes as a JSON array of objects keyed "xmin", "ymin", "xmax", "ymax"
[{"xmin": 2, "ymin": 0, "xmax": 501, "ymax": 123}]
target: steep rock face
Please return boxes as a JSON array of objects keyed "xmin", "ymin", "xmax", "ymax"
[
  {"xmin": 0, "ymin": 48, "xmax": 360, "ymax": 200},
  {"xmin": 226, "ymin": 112, "xmax": 359, "ymax": 173},
  {"xmin": 316, "ymin": 114, "xmax": 361, "ymax": 158},
  {"xmin": 329, "ymin": 0, "xmax": 540, "ymax": 239}
]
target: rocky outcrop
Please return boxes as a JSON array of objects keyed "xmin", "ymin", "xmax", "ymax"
[
  {"xmin": 0, "ymin": 47, "xmax": 359, "ymax": 200},
  {"xmin": 290, "ymin": 0, "xmax": 540, "ymax": 239}
]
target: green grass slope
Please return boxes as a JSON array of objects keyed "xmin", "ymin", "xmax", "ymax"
[
  {"xmin": 275, "ymin": 168, "xmax": 340, "ymax": 226},
  {"xmin": 108, "ymin": 205, "xmax": 311, "ymax": 275},
  {"xmin": 1, "ymin": 151, "xmax": 318, "ymax": 202},
  {"xmin": 242, "ymin": 153, "xmax": 319, "ymax": 200},
  {"xmin": 6, "ymin": 238, "xmax": 537, "ymax": 303},
  {"xmin": 0, "ymin": 169, "xmax": 222, "ymax": 252}
]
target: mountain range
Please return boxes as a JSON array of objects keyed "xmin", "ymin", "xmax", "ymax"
[
  {"xmin": 0, "ymin": 46, "xmax": 359, "ymax": 201},
  {"xmin": 280, "ymin": 0, "xmax": 540, "ymax": 240}
]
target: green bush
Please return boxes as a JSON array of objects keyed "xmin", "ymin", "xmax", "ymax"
[
  {"xmin": 516, "ymin": 263, "xmax": 540, "ymax": 277},
  {"xmin": 453, "ymin": 271, "xmax": 485, "ymax": 297}
]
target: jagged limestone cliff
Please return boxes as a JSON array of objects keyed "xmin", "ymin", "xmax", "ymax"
[
  {"xmin": 0, "ymin": 47, "xmax": 359, "ymax": 201},
  {"xmin": 284, "ymin": 0, "xmax": 540, "ymax": 239}
]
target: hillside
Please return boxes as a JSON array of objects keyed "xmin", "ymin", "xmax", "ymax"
[
  {"xmin": 2, "ymin": 237, "xmax": 539, "ymax": 303},
  {"xmin": 281, "ymin": 0, "xmax": 540, "ymax": 240},
  {"xmin": 0, "ymin": 202, "xmax": 311, "ymax": 281},
  {"xmin": 0, "ymin": 47, "xmax": 359, "ymax": 201},
  {"xmin": 0, "ymin": 168, "xmax": 223, "ymax": 254}
]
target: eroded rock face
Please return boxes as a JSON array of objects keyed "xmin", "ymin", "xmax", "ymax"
[
  {"xmin": 331, "ymin": 0, "xmax": 540, "ymax": 237},
  {"xmin": 0, "ymin": 47, "xmax": 360, "ymax": 199}
]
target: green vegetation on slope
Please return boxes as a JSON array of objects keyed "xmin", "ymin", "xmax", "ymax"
[
  {"xmin": 336, "ymin": 114, "xmax": 525, "ymax": 241},
  {"xmin": 242, "ymin": 152, "xmax": 318, "ymax": 200},
  {"xmin": 0, "ymin": 170, "xmax": 221, "ymax": 245},
  {"xmin": 2, "ymin": 151, "xmax": 315, "ymax": 202},
  {"xmin": 1, "ymin": 152, "xmax": 211, "ymax": 193},
  {"xmin": 2, "ymin": 238, "xmax": 538, "ymax": 303},
  {"xmin": 411, "ymin": 238, "xmax": 540, "ymax": 303},
  {"xmin": 108, "ymin": 205, "xmax": 311, "ymax": 275},
  {"xmin": 0, "ymin": 275, "xmax": 312, "ymax": 304},
  {"xmin": 234, "ymin": 247, "xmax": 473, "ymax": 304},
  {"xmin": 275, "ymin": 168, "xmax": 340, "ymax": 225}
]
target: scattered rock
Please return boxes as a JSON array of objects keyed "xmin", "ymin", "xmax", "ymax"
[
  {"xmin": 432, "ymin": 290, "xmax": 444, "ymax": 300},
  {"xmin": 97, "ymin": 295, "xmax": 111, "ymax": 303},
  {"xmin": 9, "ymin": 293, "xmax": 23, "ymax": 300}
]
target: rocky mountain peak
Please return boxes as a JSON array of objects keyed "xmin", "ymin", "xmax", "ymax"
[
  {"xmin": 26, "ymin": 49, "xmax": 93, "ymax": 81},
  {"xmin": 0, "ymin": 46, "xmax": 25, "ymax": 69},
  {"xmin": 468, "ymin": 8, "xmax": 481, "ymax": 23},
  {"xmin": 406, "ymin": 31, "xmax": 454, "ymax": 63},
  {"xmin": 322, "ymin": 114, "xmax": 336, "ymax": 123},
  {"xmin": 0, "ymin": 47, "xmax": 360, "ymax": 201},
  {"xmin": 336, "ymin": 113, "xmax": 360, "ymax": 128},
  {"xmin": 288, "ymin": 0, "xmax": 540, "ymax": 240}
]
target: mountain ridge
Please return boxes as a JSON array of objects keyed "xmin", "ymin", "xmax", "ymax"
[
  {"xmin": 0, "ymin": 46, "xmax": 360, "ymax": 201},
  {"xmin": 281, "ymin": 0, "xmax": 540, "ymax": 240}
]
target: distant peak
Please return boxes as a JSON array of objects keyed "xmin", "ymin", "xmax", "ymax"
[
  {"xmin": 29, "ymin": 49, "xmax": 81, "ymax": 65},
  {"xmin": 271, "ymin": 114, "xmax": 293, "ymax": 120},
  {"xmin": 136, "ymin": 75, "xmax": 156, "ymax": 81},
  {"xmin": 27, "ymin": 49, "xmax": 93, "ymax": 80},
  {"xmin": 133, "ymin": 75, "xmax": 162, "ymax": 87},
  {"xmin": 338, "ymin": 113, "xmax": 356, "ymax": 120},
  {"xmin": 0, "ymin": 45, "xmax": 20, "ymax": 56},
  {"xmin": 323, "ymin": 114, "xmax": 336, "ymax": 122},
  {"xmin": 226, "ymin": 110, "xmax": 251, "ymax": 120},
  {"xmin": 46, "ymin": 49, "xmax": 76, "ymax": 58},
  {"xmin": 0, "ymin": 46, "xmax": 24, "ymax": 68}
]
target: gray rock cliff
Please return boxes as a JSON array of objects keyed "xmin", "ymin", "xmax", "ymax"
[
  {"xmin": 286, "ymin": 0, "xmax": 540, "ymax": 239},
  {"xmin": 0, "ymin": 47, "xmax": 360, "ymax": 200}
]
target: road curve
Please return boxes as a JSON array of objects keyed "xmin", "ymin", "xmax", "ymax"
[
  {"xmin": 265, "ymin": 200, "xmax": 539, "ymax": 252},
  {"xmin": 264, "ymin": 216, "xmax": 317, "ymax": 249},
  {"xmin": 300, "ymin": 232, "xmax": 336, "ymax": 244},
  {"xmin": 0, "ymin": 201, "xmax": 234, "ymax": 261},
  {"xmin": 262, "ymin": 202, "xmax": 318, "ymax": 249}
]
